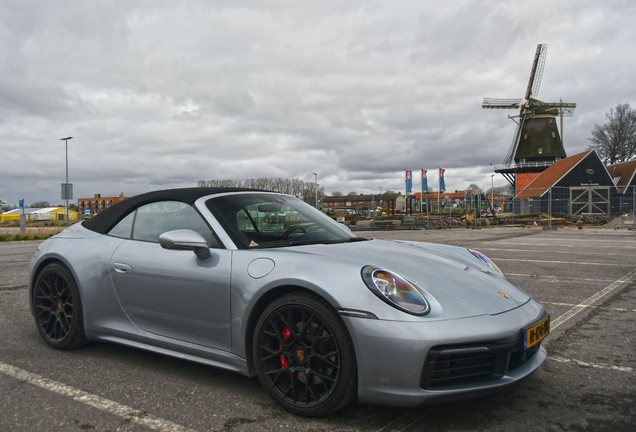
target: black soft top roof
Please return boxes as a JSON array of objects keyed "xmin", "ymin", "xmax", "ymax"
[{"xmin": 82, "ymin": 187, "xmax": 263, "ymax": 234}]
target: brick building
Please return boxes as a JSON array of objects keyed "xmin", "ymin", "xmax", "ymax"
[
  {"xmin": 322, "ymin": 194, "xmax": 399, "ymax": 214},
  {"xmin": 77, "ymin": 193, "xmax": 127, "ymax": 217}
]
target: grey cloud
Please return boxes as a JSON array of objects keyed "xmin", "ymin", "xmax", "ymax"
[{"xmin": 1, "ymin": 1, "xmax": 635, "ymax": 205}]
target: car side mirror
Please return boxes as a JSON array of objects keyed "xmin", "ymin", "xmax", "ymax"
[{"xmin": 159, "ymin": 229, "xmax": 211, "ymax": 260}]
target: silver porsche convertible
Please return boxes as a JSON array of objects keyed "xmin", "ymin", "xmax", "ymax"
[{"xmin": 29, "ymin": 188, "xmax": 549, "ymax": 416}]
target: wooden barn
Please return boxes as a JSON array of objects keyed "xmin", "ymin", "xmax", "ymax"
[{"xmin": 513, "ymin": 150, "xmax": 624, "ymax": 217}]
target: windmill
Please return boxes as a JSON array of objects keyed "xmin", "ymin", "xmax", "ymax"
[{"xmin": 483, "ymin": 44, "xmax": 576, "ymax": 187}]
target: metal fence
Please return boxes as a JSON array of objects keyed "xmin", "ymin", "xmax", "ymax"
[{"xmin": 511, "ymin": 185, "xmax": 635, "ymax": 226}]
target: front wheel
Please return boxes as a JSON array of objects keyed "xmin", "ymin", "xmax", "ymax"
[
  {"xmin": 33, "ymin": 263, "xmax": 88, "ymax": 350},
  {"xmin": 253, "ymin": 292, "xmax": 357, "ymax": 416}
]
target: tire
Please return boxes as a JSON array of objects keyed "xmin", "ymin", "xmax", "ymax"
[
  {"xmin": 253, "ymin": 292, "xmax": 357, "ymax": 416},
  {"xmin": 33, "ymin": 263, "xmax": 88, "ymax": 350}
]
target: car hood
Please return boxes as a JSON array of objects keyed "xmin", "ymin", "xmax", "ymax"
[{"xmin": 291, "ymin": 239, "xmax": 529, "ymax": 315}]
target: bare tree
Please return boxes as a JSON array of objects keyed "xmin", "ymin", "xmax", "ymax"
[
  {"xmin": 196, "ymin": 177, "xmax": 324, "ymax": 206},
  {"xmin": 587, "ymin": 103, "xmax": 636, "ymax": 165},
  {"xmin": 331, "ymin": 191, "xmax": 343, "ymax": 196}
]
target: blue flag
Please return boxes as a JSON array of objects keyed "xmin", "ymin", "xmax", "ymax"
[
  {"xmin": 421, "ymin": 170, "xmax": 428, "ymax": 193},
  {"xmin": 439, "ymin": 168, "xmax": 446, "ymax": 193},
  {"xmin": 405, "ymin": 170, "xmax": 412, "ymax": 194},
  {"xmin": 19, "ymin": 199, "xmax": 24, "ymax": 208}
]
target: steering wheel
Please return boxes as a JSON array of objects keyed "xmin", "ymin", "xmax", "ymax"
[{"xmin": 281, "ymin": 225, "xmax": 307, "ymax": 240}]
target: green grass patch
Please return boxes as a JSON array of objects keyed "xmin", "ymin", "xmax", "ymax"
[{"xmin": 0, "ymin": 233, "xmax": 55, "ymax": 242}]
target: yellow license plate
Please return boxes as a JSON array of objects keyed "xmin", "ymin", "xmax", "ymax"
[{"xmin": 524, "ymin": 316, "xmax": 550, "ymax": 349}]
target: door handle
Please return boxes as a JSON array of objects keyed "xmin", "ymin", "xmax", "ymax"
[{"xmin": 114, "ymin": 263, "xmax": 133, "ymax": 273}]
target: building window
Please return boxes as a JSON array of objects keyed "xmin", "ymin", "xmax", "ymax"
[
  {"xmin": 538, "ymin": 148, "xmax": 543, "ymax": 154},
  {"xmin": 552, "ymin": 132, "xmax": 556, "ymax": 138}
]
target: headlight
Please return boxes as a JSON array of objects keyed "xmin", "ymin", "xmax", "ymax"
[
  {"xmin": 468, "ymin": 249, "xmax": 502, "ymax": 274},
  {"xmin": 361, "ymin": 266, "xmax": 430, "ymax": 315}
]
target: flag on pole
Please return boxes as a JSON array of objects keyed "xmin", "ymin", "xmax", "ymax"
[
  {"xmin": 421, "ymin": 169, "xmax": 428, "ymax": 193},
  {"xmin": 0, "ymin": 199, "xmax": 6, "ymax": 204},
  {"xmin": 439, "ymin": 168, "xmax": 446, "ymax": 193},
  {"xmin": 405, "ymin": 170, "xmax": 412, "ymax": 194},
  {"xmin": 19, "ymin": 199, "xmax": 24, "ymax": 208}
]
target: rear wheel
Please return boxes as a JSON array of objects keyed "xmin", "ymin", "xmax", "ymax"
[
  {"xmin": 253, "ymin": 292, "xmax": 357, "ymax": 416},
  {"xmin": 33, "ymin": 263, "xmax": 88, "ymax": 350}
]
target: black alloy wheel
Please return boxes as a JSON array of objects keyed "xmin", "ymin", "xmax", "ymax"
[
  {"xmin": 253, "ymin": 292, "xmax": 357, "ymax": 416},
  {"xmin": 33, "ymin": 263, "xmax": 88, "ymax": 350}
]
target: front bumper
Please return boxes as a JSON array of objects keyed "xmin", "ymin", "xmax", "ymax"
[{"xmin": 343, "ymin": 299, "xmax": 547, "ymax": 407}]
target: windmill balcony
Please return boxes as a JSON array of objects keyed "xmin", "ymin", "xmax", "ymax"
[{"xmin": 494, "ymin": 160, "xmax": 556, "ymax": 171}]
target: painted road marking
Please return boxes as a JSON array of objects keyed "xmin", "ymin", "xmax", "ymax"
[
  {"xmin": 375, "ymin": 407, "xmax": 436, "ymax": 432},
  {"xmin": 493, "ymin": 258, "xmax": 633, "ymax": 267},
  {"xmin": 487, "ymin": 241, "xmax": 636, "ymax": 248},
  {"xmin": 551, "ymin": 268, "xmax": 636, "ymax": 330},
  {"xmin": 0, "ymin": 361, "xmax": 195, "ymax": 432},
  {"xmin": 506, "ymin": 274, "xmax": 615, "ymax": 283},
  {"xmin": 541, "ymin": 301, "xmax": 635, "ymax": 312},
  {"xmin": 479, "ymin": 248, "xmax": 628, "ymax": 257},
  {"xmin": 550, "ymin": 357, "xmax": 633, "ymax": 373},
  {"xmin": 0, "ymin": 285, "xmax": 27, "ymax": 291}
]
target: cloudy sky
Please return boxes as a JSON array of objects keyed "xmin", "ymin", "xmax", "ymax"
[{"xmin": 1, "ymin": 0, "xmax": 635, "ymax": 205}]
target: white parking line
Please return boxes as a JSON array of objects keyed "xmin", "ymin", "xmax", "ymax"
[
  {"xmin": 494, "ymin": 258, "xmax": 632, "ymax": 266},
  {"xmin": 0, "ymin": 361, "xmax": 195, "ymax": 432},
  {"xmin": 375, "ymin": 407, "xmax": 436, "ymax": 432},
  {"xmin": 486, "ymin": 241, "xmax": 636, "ymax": 248},
  {"xmin": 541, "ymin": 301, "xmax": 635, "ymax": 312},
  {"xmin": 551, "ymin": 268, "xmax": 636, "ymax": 330},
  {"xmin": 480, "ymin": 248, "xmax": 627, "ymax": 257},
  {"xmin": 550, "ymin": 357, "xmax": 633, "ymax": 373},
  {"xmin": 506, "ymin": 274, "xmax": 615, "ymax": 283}
]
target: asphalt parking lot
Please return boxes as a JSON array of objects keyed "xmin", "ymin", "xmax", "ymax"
[{"xmin": 1, "ymin": 227, "xmax": 635, "ymax": 431}]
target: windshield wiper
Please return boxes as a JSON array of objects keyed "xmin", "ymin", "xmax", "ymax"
[
  {"xmin": 249, "ymin": 238, "xmax": 349, "ymax": 249},
  {"xmin": 347, "ymin": 237, "xmax": 368, "ymax": 242}
]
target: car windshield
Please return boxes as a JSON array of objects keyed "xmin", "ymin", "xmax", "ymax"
[{"xmin": 206, "ymin": 193, "xmax": 361, "ymax": 249}]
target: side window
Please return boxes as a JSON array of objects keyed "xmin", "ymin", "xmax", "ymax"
[
  {"xmin": 108, "ymin": 211, "xmax": 136, "ymax": 239},
  {"xmin": 131, "ymin": 201, "xmax": 216, "ymax": 247}
]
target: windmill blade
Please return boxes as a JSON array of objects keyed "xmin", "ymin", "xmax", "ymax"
[
  {"xmin": 525, "ymin": 44, "xmax": 547, "ymax": 100},
  {"xmin": 503, "ymin": 114, "xmax": 525, "ymax": 166},
  {"xmin": 482, "ymin": 98, "xmax": 522, "ymax": 109}
]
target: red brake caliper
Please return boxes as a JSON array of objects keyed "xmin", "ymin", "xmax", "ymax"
[{"xmin": 279, "ymin": 326, "xmax": 291, "ymax": 369}]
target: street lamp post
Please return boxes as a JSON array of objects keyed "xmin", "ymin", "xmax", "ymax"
[
  {"xmin": 312, "ymin": 172, "xmax": 318, "ymax": 210},
  {"xmin": 60, "ymin": 137, "xmax": 73, "ymax": 227},
  {"xmin": 491, "ymin": 174, "xmax": 495, "ymax": 215}
]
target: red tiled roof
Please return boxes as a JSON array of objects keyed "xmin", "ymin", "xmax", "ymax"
[
  {"xmin": 606, "ymin": 159, "xmax": 636, "ymax": 193},
  {"xmin": 515, "ymin": 151, "xmax": 592, "ymax": 199}
]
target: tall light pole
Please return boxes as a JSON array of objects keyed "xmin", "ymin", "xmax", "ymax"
[
  {"xmin": 378, "ymin": 187, "xmax": 383, "ymax": 208},
  {"xmin": 491, "ymin": 174, "xmax": 495, "ymax": 213},
  {"xmin": 60, "ymin": 137, "xmax": 73, "ymax": 227},
  {"xmin": 312, "ymin": 172, "xmax": 318, "ymax": 210}
]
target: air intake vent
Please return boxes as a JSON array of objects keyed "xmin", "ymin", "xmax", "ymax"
[{"xmin": 420, "ymin": 340, "xmax": 540, "ymax": 389}]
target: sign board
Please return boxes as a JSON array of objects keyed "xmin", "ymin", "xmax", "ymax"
[{"xmin": 61, "ymin": 183, "xmax": 73, "ymax": 200}]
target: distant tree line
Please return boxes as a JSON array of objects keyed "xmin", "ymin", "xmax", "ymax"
[{"xmin": 197, "ymin": 177, "xmax": 325, "ymax": 206}]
